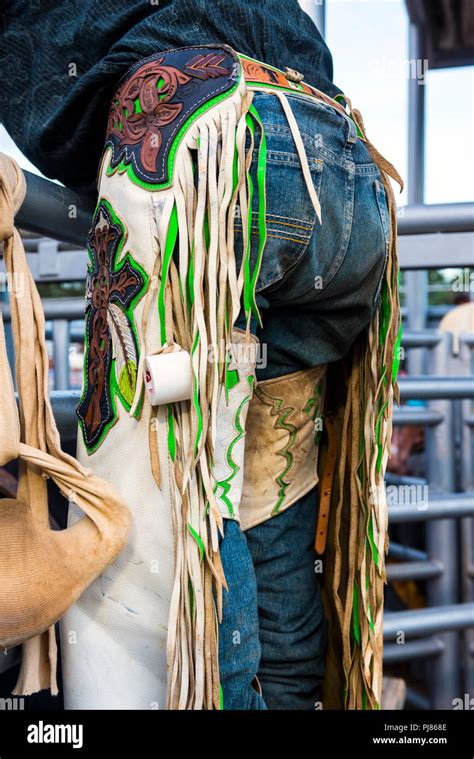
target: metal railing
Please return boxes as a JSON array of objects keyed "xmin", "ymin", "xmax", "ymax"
[{"xmin": 383, "ymin": 324, "xmax": 474, "ymax": 709}]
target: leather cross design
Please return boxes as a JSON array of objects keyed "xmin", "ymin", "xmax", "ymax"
[{"xmin": 77, "ymin": 200, "xmax": 147, "ymax": 452}]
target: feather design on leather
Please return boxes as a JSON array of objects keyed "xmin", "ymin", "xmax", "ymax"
[{"xmin": 107, "ymin": 301, "xmax": 138, "ymax": 406}]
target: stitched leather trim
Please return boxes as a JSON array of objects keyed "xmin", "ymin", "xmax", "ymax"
[{"xmin": 105, "ymin": 45, "xmax": 240, "ymax": 189}]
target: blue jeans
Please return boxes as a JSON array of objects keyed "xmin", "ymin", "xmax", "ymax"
[
  {"xmin": 219, "ymin": 90, "xmax": 390, "ymax": 709},
  {"xmin": 218, "ymin": 519, "xmax": 267, "ymax": 710},
  {"xmin": 219, "ymin": 492, "xmax": 327, "ymax": 710}
]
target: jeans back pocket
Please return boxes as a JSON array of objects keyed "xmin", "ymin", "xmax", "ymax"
[{"xmin": 234, "ymin": 124, "xmax": 323, "ymax": 293}]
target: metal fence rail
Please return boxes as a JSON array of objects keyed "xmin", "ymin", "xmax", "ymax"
[{"xmin": 15, "ymin": 171, "xmax": 94, "ymax": 247}]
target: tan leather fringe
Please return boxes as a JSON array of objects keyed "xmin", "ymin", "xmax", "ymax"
[
  {"xmin": 321, "ymin": 108, "xmax": 403, "ymax": 710},
  {"xmin": 138, "ymin": 91, "xmax": 257, "ymax": 710}
]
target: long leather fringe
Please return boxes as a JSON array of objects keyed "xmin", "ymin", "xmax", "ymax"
[
  {"xmin": 131, "ymin": 91, "xmax": 256, "ymax": 709},
  {"xmin": 322, "ymin": 106, "xmax": 403, "ymax": 709}
]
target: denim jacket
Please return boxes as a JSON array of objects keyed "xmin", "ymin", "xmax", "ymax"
[{"xmin": 0, "ymin": 0, "xmax": 340, "ymax": 198}]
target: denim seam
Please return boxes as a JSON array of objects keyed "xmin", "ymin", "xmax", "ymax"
[
  {"xmin": 264, "ymin": 232, "xmax": 309, "ymax": 244},
  {"xmin": 263, "ymin": 213, "xmax": 313, "ymax": 226},
  {"xmin": 266, "ymin": 220, "xmax": 313, "ymax": 231},
  {"xmin": 282, "ymin": 91, "xmax": 350, "ymax": 128},
  {"xmin": 283, "ymin": 90, "xmax": 359, "ymax": 150},
  {"xmin": 261, "ymin": 102, "xmax": 349, "ymax": 145},
  {"xmin": 238, "ymin": 232, "xmax": 311, "ymax": 244},
  {"xmin": 372, "ymin": 180, "xmax": 391, "ymax": 306},
  {"xmin": 235, "ymin": 227, "xmax": 311, "ymax": 245},
  {"xmin": 255, "ymin": 240, "xmax": 310, "ymax": 293},
  {"xmin": 234, "ymin": 214, "xmax": 313, "ymax": 230},
  {"xmin": 235, "ymin": 206, "xmax": 313, "ymax": 224},
  {"xmin": 374, "ymin": 179, "xmax": 391, "ymax": 244},
  {"xmin": 321, "ymin": 162, "xmax": 356, "ymax": 289},
  {"xmin": 236, "ymin": 224, "xmax": 311, "ymax": 239},
  {"xmin": 255, "ymin": 242, "xmax": 312, "ymax": 293},
  {"xmin": 266, "ymin": 152, "xmax": 323, "ymax": 169},
  {"xmin": 234, "ymin": 212, "xmax": 313, "ymax": 232},
  {"xmin": 353, "ymin": 164, "xmax": 380, "ymax": 176},
  {"xmin": 261, "ymin": 124, "xmax": 379, "ymax": 175}
]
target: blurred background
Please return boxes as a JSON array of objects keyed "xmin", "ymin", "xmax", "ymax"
[{"xmin": 0, "ymin": 0, "xmax": 473, "ymax": 711}]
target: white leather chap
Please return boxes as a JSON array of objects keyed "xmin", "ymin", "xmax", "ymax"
[{"xmin": 60, "ymin": 169, "xmax": 175, "ymax": 710}]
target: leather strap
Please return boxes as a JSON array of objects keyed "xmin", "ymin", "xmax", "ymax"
[
  {"xmin": 315, "ymin": 411, "xmax": 337, "ymax": 555},
  {"xmin": 239, "ymin": 53, "xmax": 365, "ymax": 140},
  {"xmin": 239, "ymin": 54, "xmax": 348, "ymax": 117}
]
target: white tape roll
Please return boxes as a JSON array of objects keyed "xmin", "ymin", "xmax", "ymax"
[{"xmin": 144, "ymin": 350, "xmax": 193, "ymax": 406}]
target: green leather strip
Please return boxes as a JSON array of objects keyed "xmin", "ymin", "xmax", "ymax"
[
  {"xmin": 334, "ymin": 93, "xmax": 365, "ymax": 140},
  {"xmin": 270, "ymin": 400, "xmax": 297, "ymax": 514},
  {"xmin": 352, "ymin": 581, "xmax": 361, "ymax": 647},
  {"xmin": 243, "ymin": 114, "xmax": 255, "ymax": 324},
  {"xmin": 368, "ymin": 514, "xmax": 380, "ymax": 568},
  {"xmin": 158, "ymin": 203, "xmax": 179, "ymax": 346},
  {"xmin": 216, "ymin": 375, "xmax": 254, "ymax": 517},
  {"xmin": 167, "ymin": 403, "xmax": 176, "ymax": 462},
  {"xmin": 187, "ymin": 523, "xmax": 205, "ymax": 560},
  {"xmin": 249, "ymin": 105, "xmax": 267, "ymax": 327}
]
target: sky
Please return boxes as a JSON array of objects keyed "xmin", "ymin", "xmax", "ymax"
[
  {"xmin": 326, "ymin": 0, "xmax": 474, "ymax": 205},
  {"xmin": 1, "ymin": 0, "xmax": 473, "ymax": 206}
]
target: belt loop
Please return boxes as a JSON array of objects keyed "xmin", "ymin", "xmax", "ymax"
[{"xmin": 345, "ymin": 115, "xmax": 357, "ymax": 145}]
